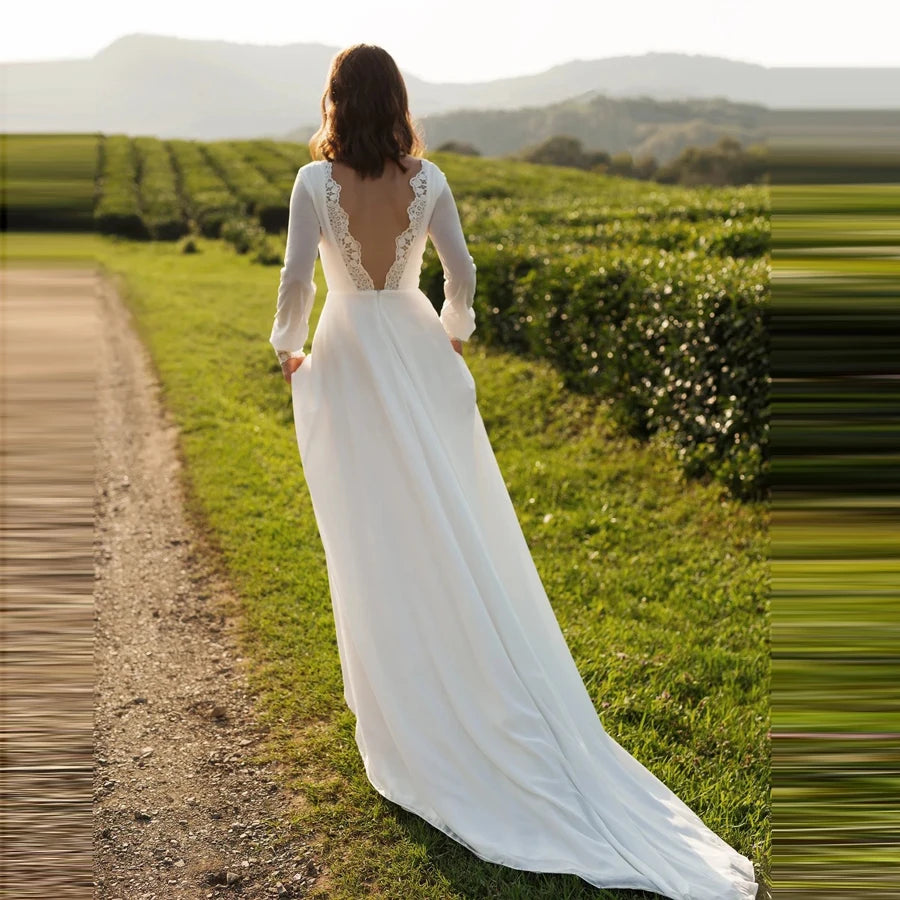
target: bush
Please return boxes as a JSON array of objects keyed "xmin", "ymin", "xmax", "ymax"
[
  {"xmin": 94, "ymin": 135, "xmax": 148, "ymax": 239},
  {"xmin": 221, "ymin": 216, "xmax": 267, "ymax": 254},
  {"xmin": 251, "ymin": 233, "xmax": 284, "ymax": 266},
  {"xmin": 133, "ymin": 136, "xmax": 187, "ymax": 240},
  {"xmin": 201, "ymin": 142, "xmax": 288, "ymax": 233},
  {"xmin": 168, "ymin": 139, "xmax": 243, "ymax": 237},
  {"xmin": 424, "ymin": 242, "xmax": 769, "ymax": 499},
  {"xmin": 436, "ymin": 141, "xmax": 481, "ymax": 156}
]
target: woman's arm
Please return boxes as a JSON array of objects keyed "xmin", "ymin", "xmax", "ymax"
[
  {"xmin": 269, "ymin": 167, "xmax": 320, "ymax": 376},
  {"xmin": 427, "ymin": 179, "xmax": 477, "ymax": 347}
]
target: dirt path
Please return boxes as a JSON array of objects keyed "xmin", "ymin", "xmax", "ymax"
[{"xmin": 87, "ymin": 268, "xmax": 323, "ymax": 898}]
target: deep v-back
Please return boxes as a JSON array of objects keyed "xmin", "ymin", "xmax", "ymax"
[{"xmin": 323, "ymin": 158, "xmax": 428, "ymax": 291}]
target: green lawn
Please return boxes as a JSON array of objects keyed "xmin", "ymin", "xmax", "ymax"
[{"xmin": 9, "ymin": 232, "xmax": 769, "ymax": 897}]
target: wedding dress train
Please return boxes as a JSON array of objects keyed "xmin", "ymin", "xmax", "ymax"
[{"xmin": 268, "ymin": 156, "xmax": 759, "ymax": 899}]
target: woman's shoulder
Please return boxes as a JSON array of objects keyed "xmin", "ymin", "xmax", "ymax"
[
  {"xmin": 414, "ymin": 156, "xmax": 447, "ymax": 187},
  {"xmin": 299, "ymin": 159, "xmax": 329, "ymax": 176},
  {"xmin": 294, "ymin": 159, "xmax": 330, "ymax": 192}
]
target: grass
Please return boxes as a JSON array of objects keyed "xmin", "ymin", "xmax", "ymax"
[{"xmin": 7, "ymin": 232, "xmax": 769, "ymax": 897}]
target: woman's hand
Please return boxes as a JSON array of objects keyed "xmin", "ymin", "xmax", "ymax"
[
  {"xmin": 450, "ymin": 337, "xmax": 463, "ymax": 356},
  {"xmin": 282, "ymin": 354, "xmax": 306, "ymax": 384}
]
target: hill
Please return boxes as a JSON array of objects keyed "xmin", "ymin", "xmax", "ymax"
[
  {"xmin": 3, "ymin": 34, "xmax": 898, "ymax": 141},
  {"xmin": 414, "ymin": 93, "xmax": 768, "ymax": 162}
]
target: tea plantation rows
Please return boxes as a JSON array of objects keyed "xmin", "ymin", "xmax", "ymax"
[{"xmin": 6, "ymin": 132, "xmax": 770, "ymax": 498}]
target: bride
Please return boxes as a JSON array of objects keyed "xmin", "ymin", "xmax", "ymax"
[{"xmin": 268, "ymin": 42, "xmax": 759, "ymax": 900}]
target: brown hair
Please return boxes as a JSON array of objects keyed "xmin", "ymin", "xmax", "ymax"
[{"xmin": 309, "ymin": 44, "xmax": 424, "ymax": 179}]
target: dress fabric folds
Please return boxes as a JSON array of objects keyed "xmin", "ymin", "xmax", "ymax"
[{"xmin": 269, "ymin": 157, "xmax": 760, "ymax": 900}]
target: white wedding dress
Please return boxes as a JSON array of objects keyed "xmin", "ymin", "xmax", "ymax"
[{"xmin": 269, "ymin": 156, "xmax": 759, "ymax": 900}]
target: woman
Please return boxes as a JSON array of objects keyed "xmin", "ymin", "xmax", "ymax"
[{"xmin": 269, "ymin": 43, "xmax": 759, "ymax": 900}]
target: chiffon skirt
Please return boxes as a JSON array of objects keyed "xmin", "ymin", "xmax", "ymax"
[{"xmin": 289, "ymin": 287, "xmax": 759, "ymax": 900}]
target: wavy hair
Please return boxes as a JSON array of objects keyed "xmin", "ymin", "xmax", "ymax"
[{"xmin": 309, "ymin": 44, "xmax": 424, "ymax": 179}]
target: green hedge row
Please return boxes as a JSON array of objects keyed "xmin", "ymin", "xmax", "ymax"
[
  {"xmin": 268, "ymin": 141, "xmax": 313, "ymax": 171},
  {"xmin": 132, "ymin": 137, "xmax": 187, "ymax": 240},
  {"xmin": 230, "ymin": 139, "xmax": 301, "ymax": 192},
  {"xmin": 94, "ymin": 135, "xmax": 147, "ymax": 238},
  {"xmin": 422, "ymin": 243, "xmax": 769, "ymax": 499},
  {"xmin": 456, "ymin": 193, "xmax": 768, "ymax": 231},
  {"xmin": 464, "ymin": 214, "xmax": 769, "ymax": 260},
  {"xmin": 167, "ymin": 139, "xmax": 243, "ymax": 237},
  {"xmin": 200, "ymin": 142, "xmax": 288, "ymax": 233}
]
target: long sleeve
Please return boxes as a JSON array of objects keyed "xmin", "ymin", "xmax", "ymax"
[
  {"xmin": 427, "ymin": 178, "xmax": 477, "ymax": 342},
  {"xmin": 269, "ymin": 167, "xmax": 320, "ymax": 363}
]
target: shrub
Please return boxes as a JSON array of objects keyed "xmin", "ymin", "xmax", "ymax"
[
  {"xmin": 167, "ymin": 139, "xmax": 242, "ymax": 237},
  {"xmin": 133, "ymin": 136, "xmax": 187, "ymax": 240},
  {"xmin": 424, "ymin": 242, "xmax": 769, "ymax": 499},
  {"xmin": 201, "ymin": 142, "xmax": 288, "ymax": 233},
  {"xmin": 221, "ymin": 216, "xmax": 267, "ymax": 255},
  {"xmin": 94, "ymin": 135, "xmax": 148, "ymax": 238}
]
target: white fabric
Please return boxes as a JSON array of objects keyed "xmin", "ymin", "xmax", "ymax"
[
  {"xmin": 270, "ymin": 158, "xmax": 475, "ymax": 360},
  {"xmin": 270, "ymin": 157, "xmax": 759, "ymax": 900}
]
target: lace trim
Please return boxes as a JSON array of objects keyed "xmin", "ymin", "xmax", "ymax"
[
  {"xmin": 324, "ymin": 162, "xmax": 373, "ymax": 291},
  {"xmin": 385, "ymin": 164, "xmax": 428, "ymax": 289},
  {"xmin": 323, "ymin": 160, "xmax": 428, "ymax": 291}
]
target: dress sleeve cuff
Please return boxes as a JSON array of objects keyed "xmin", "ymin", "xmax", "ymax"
[
  {"xmin": 275, "ymin": 348, "xmax": 307, "ymax": 365},
  {"xmin": 439, "ymin": 301, "xmax": 476, "ymax": 342}
]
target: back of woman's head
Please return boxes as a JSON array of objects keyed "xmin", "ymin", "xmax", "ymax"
[{"xmin": 310, "ymin": 44, "xmax": 424, "ymax": 179}]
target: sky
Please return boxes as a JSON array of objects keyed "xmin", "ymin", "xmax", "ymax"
[{"xmin": 3, "ymin": 0, "xmax": 898, "ymax": 81}]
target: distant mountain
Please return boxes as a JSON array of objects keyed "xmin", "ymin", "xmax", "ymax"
[
  {"xmin": 3, "ymin": 34, "xmax": 898, "ymax": 141},
  {"xmin": 415, "ymin": 94, "xmax": 768, "ymax": 163},
  {"xmin": 411, "ymin": 53, "xmax": 900, "ymax": 113},
  {"xmin": 2, "ymin": 34, "xmax": 338, "ymax": 138}
]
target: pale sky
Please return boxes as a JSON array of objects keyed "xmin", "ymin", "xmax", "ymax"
[{"xmin": 4, "ymin": 0, "xmax": 898, "ymax": 80}]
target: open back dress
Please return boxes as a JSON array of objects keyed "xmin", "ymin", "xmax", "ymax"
[{"xmin": 268, "ymin": 156, "xmax": 759, "ymax": 900}]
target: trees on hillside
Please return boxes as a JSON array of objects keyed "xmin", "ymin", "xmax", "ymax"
[{"xmin": 509, "ymin": 133, "xmax": 767, "ymax": 185}]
